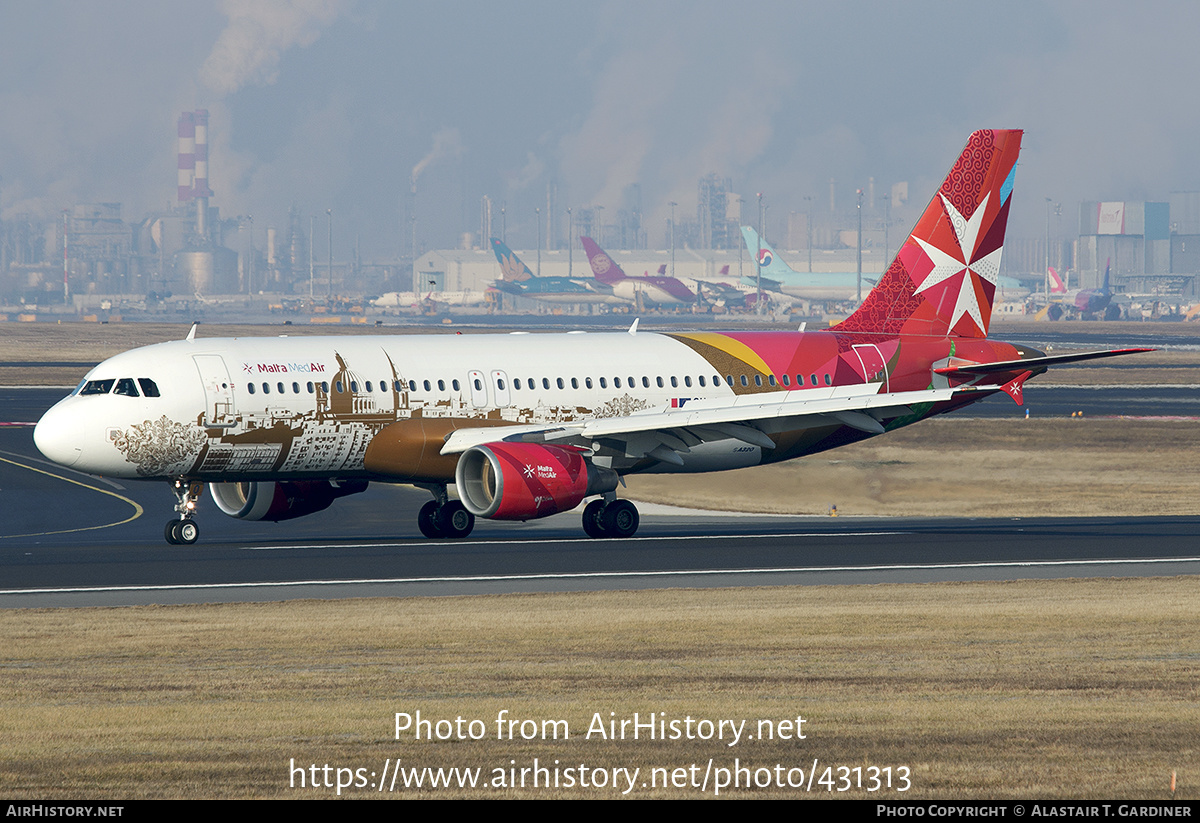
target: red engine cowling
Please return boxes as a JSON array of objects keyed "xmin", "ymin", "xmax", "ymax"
[
  {"xmin": 455, "ymin": 442, "xmax": 619, "ymax": 521},
  {"xmin": 209, "ymin": 479, "xmax": 369, "ymax": 522}
]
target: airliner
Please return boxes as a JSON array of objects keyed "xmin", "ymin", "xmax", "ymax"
[
  {"xmin": 34, "ymin": 130, "xmax": 1147, "ymax": 545},
  {"xmin": 580, "ymin": 236, "xmax": 699, "ymax": 307},
  {"xmin": 739, "ymin": 226, "xmax": 876, "ymax": 301},
  {"xmin": 740, "ymin": 225, "xmax": 1030, "ymax": 304},
  {"xmin": 491, "ymin": 238, "xmax": 625, "ymax": 305},
  {"xmin": 1038, "ymin": 260, "xmax": 1119, "ymax": 320}
]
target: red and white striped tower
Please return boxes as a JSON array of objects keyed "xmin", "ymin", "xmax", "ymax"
[
  {"xmin": 192, "ymin": 109, "xmax": 213, "ymax": 199},
  {"xmin": 177, "ymin": 112, "xmax": 195, "ymax": 203}
]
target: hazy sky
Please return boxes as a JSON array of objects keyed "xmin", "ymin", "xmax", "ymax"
[{"xmin": 2, "ymin": 0, "xmax": 1198, "ymax": 258}]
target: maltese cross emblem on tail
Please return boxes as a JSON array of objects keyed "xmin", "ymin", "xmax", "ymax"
[{"xmin": 913, "ymin": 191, "xmax": 1003, "ymax": 336}]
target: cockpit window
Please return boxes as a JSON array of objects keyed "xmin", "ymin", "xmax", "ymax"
[
  {"xmin": 114, "ymin": 378, "xmax": 140, "ymax": 397},
  {"xmin": 71, "ymin": 379, "xmax": 86, "ymax": 396},
  {"xmin": 80, "ymin": 379, "xmax": 115, "ymax": 395},
  {"xmin": 138, "ymin": 378, "xmax": 161, "ymax": 397}
]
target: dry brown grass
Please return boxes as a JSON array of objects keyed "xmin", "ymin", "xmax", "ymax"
[
  {"xmin": 627, "ymin": 418, "xmax": 1200, "ymax": 517},
  {"xmin": 0, "ymin": 581, "xmax": 1196, "ymax": 799}
]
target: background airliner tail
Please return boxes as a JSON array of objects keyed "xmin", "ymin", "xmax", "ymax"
[
  {"xmin": 580, "ymin": 236, "xmax": 629, "ymax": 284},
  {"xmin": 740, "ymin": 226, "xmax": 799, "ymax": 279},
  {"xmin": 833, "ymin": 129, "xmax": 1023, "ymax": 339},
  {"xmin": 491, "ymin": 238, "xmax": 534, "ymax": 283}
]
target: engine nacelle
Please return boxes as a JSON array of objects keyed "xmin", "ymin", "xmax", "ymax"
[
  {"xmin": 455, "ymin": 442, "xmax": 619, "ymax": 521},
  {"xmin": 209, "ymin": 479, "xmax": 369, "ymax": 522}
]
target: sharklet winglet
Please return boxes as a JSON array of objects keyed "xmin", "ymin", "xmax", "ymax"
[{"xmin": 628, "ymin": 318, "xmax": 639, "ymax": 335}]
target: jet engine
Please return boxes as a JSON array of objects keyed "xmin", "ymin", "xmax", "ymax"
[
  {"xmin": 455, "ymin": 442, "xmax": 619, "ymax": 521},
  {"xmin": 209, "ymin": 479, "xmax": 369, "ymax": 522}
]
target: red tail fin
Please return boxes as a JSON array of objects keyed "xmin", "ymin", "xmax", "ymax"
[{"xmin": 833, "ymin": 129, "xmax": 1022, "ymax": 338}]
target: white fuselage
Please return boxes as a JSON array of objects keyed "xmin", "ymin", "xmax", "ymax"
[{"xmin": 38, "ymin": 331, "xmax": 861, "ymax": 483}]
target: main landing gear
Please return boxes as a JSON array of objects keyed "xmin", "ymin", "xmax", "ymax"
[
  {"xmin": 582, "ymin": 497, "xmax": 640, "ymax": 539},
  {"xmin": 165, "ymin": 479, "xmax": 203, "ymax": 545},
  {"xmin": 416, "ymin": 484, "xmax": 475, "ymax": 539}
]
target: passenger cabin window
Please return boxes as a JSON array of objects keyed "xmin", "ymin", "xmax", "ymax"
[
  {"xmin": 247, "ymin": 383, "xmax": 256, "ymax": 395},
  {"xmin": 438, "ymin": 380, "xmax": 446, "ymax": 391},
  {"xmin": 614, "ymin": 377, "xmax": 621, "ymax": 388},
  {"xmin": 585, "ymin": 377, "xmax": 593, "ymax": 389},
  {"xmin": 698, "ymin": 376, "xmax": 705, "ymax": 387},
  {"xmin": 262, "ymin": 382, "xmax": 270, "ymax": 394},
  {"xmin": 600, "ymin": 377, "xmax": 608, "ymax": 389},
  {"xmin": 452, "ymin": 380, "xmax": 460, "ymax": 392},
  {"xmin": 138, "ymin": 378, "xmax": 161, "ymax": 397},
  {"xmin": 424, "ymin": 380, "xmax": 432, "ymax": 392},
  {"xmin": 278, "ymin": 382, "xmax": 285, "ymax": 394},
  {"xmin": 292, "ymin": 382, "xmax": 300, "ymax": 393}
]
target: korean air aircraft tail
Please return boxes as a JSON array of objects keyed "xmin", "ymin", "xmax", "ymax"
[
  {"xmin": 740, "ymin": 226, "xmax": 800, "ymax": 280},
  {"xmin": 834, "ymin": 129, "xmax": 1022, "ymax": 339}
]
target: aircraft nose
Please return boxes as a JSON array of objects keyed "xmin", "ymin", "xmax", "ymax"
[{"xmin": 34, "ymin": 403, "xmax": 83, "ymax": 468}]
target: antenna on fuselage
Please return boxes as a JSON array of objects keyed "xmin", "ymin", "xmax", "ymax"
[
  {"xmin": 627, "ymin": 318, "xmax": 639, "ymax": 335},
  {"xmin": 186, "ymin": 323, "xmax": 198, "ymax": 342}
]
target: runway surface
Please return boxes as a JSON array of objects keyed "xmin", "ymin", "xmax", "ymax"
[{"xmin": 3, "ymin": 386, "xmax": 1198, "ymax": 607}]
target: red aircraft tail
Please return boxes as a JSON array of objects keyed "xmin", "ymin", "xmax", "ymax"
[{"xmin": 833, "ymin": 129, "xmax": 1022, "ymax": 339}]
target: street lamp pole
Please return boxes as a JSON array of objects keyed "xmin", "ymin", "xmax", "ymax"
[
  {"xmin": 668, "ymin": 201, "xmax": 677, "ymax": 279},
  {"xmin": 856, "ymin": 189, "xmax": 863, "ymax": 303},
  {"xmin": 567, "ymin": 207, "xmax": 573, "ymax": 277}
]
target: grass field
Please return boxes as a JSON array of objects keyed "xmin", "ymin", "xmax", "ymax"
[{"xmin": 0, "ymin": 581, "xmax": 1196, "ymax": 799}]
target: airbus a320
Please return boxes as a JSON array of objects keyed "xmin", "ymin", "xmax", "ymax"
[{"xmin": 34, "ymin": 129, "xmax": 1147, "ymax": 544}]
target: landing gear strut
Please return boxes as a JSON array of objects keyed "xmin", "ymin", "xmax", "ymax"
[
  {"xmin": 165, "ymin": 479, "xmax": 203, "ymax": 545},
  {"xmin": 582, "ymin": 497, "xmax": 639, "ymax": 539},
  {"xmin": 416, "ymin": 485, "xmax": 475, "ymax": 539}
]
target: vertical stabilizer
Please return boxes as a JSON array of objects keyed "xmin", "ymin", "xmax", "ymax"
[
  {"xmin": 491, "ymin": 238, "xmax": 534, "ymax": 282},
  {"xmin": 833, "ymin": 129, "xmax": 1023, "ymax": 338},
  {"xmin": 580, "ymin": 236, "xmax": 629, "ymax": 284},
  {"xmin": 740, "ymin": 226, "xmax": 800, "ymax": 278}
]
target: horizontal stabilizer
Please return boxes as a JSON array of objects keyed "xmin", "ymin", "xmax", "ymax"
[{"xmin": 934, "ymin": 348, "xmax": 1153, "ymax": 377}]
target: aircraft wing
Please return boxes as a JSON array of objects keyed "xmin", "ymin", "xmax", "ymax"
[{"xmin": 440, "ymin": 384, "xmax": 960, "ymax": 468}]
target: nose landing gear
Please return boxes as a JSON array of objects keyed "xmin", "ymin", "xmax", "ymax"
[{"xmin": 165, "ymin": 479, "xmax": 203, "ymax": 545}]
